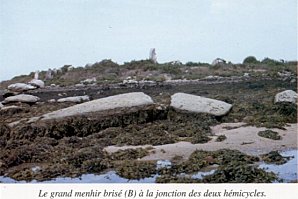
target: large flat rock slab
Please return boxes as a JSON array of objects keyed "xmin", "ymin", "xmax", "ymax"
[
  {"xmin": 7, "ymin": 83, "xmax": 36, "ymax": 92},
  {"xmin": 3, "ymin": 94, "xmax": 40, "ymax": 104},
  {"xmin": 170, "ymin": 92, "xmax": 232, "ymax": 116},
  {"xmin": 34, "ymin": 92, "xmax": 154, "ymax": 121}
]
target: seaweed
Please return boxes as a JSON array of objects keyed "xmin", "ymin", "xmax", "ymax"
[
  {"xmin": 258, "ymin": 130, "xmax": 281, "ymax": 140},
  {"xmin": 261, "ymin": 151, "xmax": 292, "ymax": 165},
  {"xmin": 202, "ymin": 162, "xmax": 277, "ymax": 183},
  {"xmin": 215, "ymin": 135, "xmax": 227, "ymax": 142},
  {"xmin": 115, "ymin": 160, "xmax": 156, "ymax": 180}
]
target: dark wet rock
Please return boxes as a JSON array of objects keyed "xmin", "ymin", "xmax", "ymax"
[
  {"xmin": 0, "ymin": 105, "xmax": 28, "ymax": 116},
  {"xmin": 2, "ymin": 91, "xmax": 17, "ymax": 99},
  {"xmin": 258, "ymin": 130, "xmax": 281, "ymax": 140}
]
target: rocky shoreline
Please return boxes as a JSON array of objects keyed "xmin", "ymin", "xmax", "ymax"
[{"xmin": 0, "ymin": 77, "xmax": 297, "ymax": 183}]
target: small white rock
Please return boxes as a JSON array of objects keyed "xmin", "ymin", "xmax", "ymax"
[
  {"xmin": 274, "ymin": 90, "xmax": 297, "ymax": 104},
  {"xmin": 48, "ymin": 99, "xmax": 56, "ymax": 103},
  {"xmin": 57, "ymin": 95, "xmax": 90, "ymax": 103},
  {"xmin": 243, "ymin": 73, "xmax": 250, "ymax": 77}
]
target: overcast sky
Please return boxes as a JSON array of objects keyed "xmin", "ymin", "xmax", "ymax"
[{"xmin": 0, "ymin": 0, "xmax": 297, "ymax": 81}]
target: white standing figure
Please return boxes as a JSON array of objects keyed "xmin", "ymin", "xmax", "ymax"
[
  {"xmin": 149, "ymin": 48, "xmax": 157, "ymax": 63},
  {"xmin": 34, "ymin": 71, "xmax": 39, "ymax": 80}
]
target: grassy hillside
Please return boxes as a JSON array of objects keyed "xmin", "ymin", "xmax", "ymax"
[{"xmin": 1, "ymin": 58, "xmax": 296, "ymax": 89}]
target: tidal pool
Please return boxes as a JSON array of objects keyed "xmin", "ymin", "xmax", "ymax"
[{"xmin": 259, "ymin": 149, "xmax": 297, "ymax": 182}]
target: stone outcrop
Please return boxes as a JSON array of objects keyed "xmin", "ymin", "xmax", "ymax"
[
  {"xmin": 57, "ymin": 95, "xmax": 90, "ymax": 103},
  {"xmin": 3, "ymin": 94, "xmax": 40, "ymax": 104},
  {"xmin": 28, "ymin": 79, "xmax": 45, "ymax": 88},
  {"xmin": 170, "ymin": 93, "xmax": 232, "ymax": 116},
  {"xmin": 274, "ymin": 90, "xmax": 297, "ymax": 104},
  {"xmin": 30, "ymin": 92, "xmax": 154, "ymax": 121},
  {"xmin": 7, "ymin": 83, "xmax": 36, "ymax": 92}
]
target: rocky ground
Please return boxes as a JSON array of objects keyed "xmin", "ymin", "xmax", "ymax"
[{"xmin": 0, "ymin": 60, "xmax": 297, "ymax": 183}]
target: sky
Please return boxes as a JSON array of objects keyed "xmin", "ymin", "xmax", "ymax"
[{"xmin": 0, "ymin": 0, "xmax": 297, "ymax": 81}]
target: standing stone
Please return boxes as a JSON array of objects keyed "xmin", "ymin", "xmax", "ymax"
[
  {"xmin": 149, "ymin": 48, "xmax": 157, "ymax": 63},
  {"xmin": 34, "ymin": 71, "xmax": 39, "ymax": 80},
  {"xmin": 45, "ymin": 69, "xmax": 53, "ymax": 80}
]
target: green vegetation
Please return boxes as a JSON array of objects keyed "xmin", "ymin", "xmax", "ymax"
[
  {"xmin": 1, "ymin": 57, "xmax": 297, "ymax": 89},
  {"xmin": 243, "ymin": 56, "xmax": 259, "ymax": 64}
]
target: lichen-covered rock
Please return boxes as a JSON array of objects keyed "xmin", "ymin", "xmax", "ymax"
[
  {"xmin": 28, "ymin": 79, "xmax": 45, "ymax": 88},
  {"xmin": 170, "ymin": 93, "xmax": 232, "ymax": 116},
  {"xmin": 274, "ymin": 90, "xmax": 297, "ymax": 104},
  {"xmin": 33, "ymin": 92, "xmax": 154, "ymax": 121},
  {"xmin": 7, "ymin": 83, "xmax": 36, "ymax": 92},
  {"xmin": 3, "ymin": 94, "xmax": 40, "ymax": 104},
  {"xmin": 57, "ymin": 95, "xmax": 90, "ymax": 103}
]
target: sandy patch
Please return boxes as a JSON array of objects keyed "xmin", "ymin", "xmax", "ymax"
[{"xmin": 104, "ymin": 123, "xmax": 298, "ymax": 160}]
